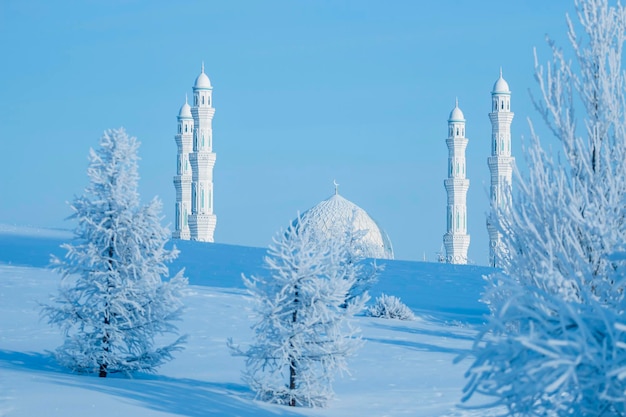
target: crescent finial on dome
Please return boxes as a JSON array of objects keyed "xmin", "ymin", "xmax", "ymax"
[{"xmin": 333, "ymin": 179, "xmax": 340, "ymax": 195}]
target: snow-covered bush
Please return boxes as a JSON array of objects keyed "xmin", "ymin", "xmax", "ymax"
[
  {"xmin": 366, "ymin": 294, "xmax": 415, "ymax": 320},
  {"xmin": 229, "ymin": 215, "xmax": 367, "ymax": 407},
  {"xmin": 463, "ymin": 0, "xmax": 626, "ymax": 414},
  {"xmin": 41, "ymin": 128, "xmax": 187, "ymax": 377}
]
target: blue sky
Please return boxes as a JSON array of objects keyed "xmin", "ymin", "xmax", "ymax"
[{"xmin": 0, "ymin": 0, "xmax": 575, "ymax": 263}]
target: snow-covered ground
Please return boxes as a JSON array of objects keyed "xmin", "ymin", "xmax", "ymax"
[{"xmin": 0, "ymin": 228, "xmax": 498, "ymax": 417}]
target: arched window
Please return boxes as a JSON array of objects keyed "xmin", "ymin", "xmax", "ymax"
[
  {"xmin": 456, "ymin": 212, "xmax": 460, "ymax": 231},
  {"xmin": 456, "ymin": 128, "xmax": 459, "ymax": 135},
  {"xmin": 184, "ymin": 124, "xmax": 188, "ymax": 133},
  {"xmin": 208, "ymin": 96, "xmax": 211, "ymax": 106},
  {"xmin": 501, "ymin": 101, "xmax": 504, "ymax": 110},
  {"xmin": 202, "ymin": 96, "xmax": 205, "ymax": 105},
  {"xmin": 201, "ymin": 189, "xmax": 205, "ymax": 209},
  {"xmin": 194, "ymin": 96, "xmax": 198, "ymax": 106},
  {"xmin": 178, "ymin": 125, "xmax": 182, "ymax": 133}
]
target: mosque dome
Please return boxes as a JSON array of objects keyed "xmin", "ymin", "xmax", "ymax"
[
  {"xmin": 493, "ymin": 69, "xmax": 510, "ymax": 94},
  {"xmin": 449, "ymin": 102, "xmax": 465, "ymax": 121},
  {"xmin": 297, "ymin": 190, "xmax": 394, "ymax": 260},
  {"xmin": 178, "ymin": 99, "xmax": 192, "ymax": 118},
  {"xmin": 194, "ymin": 64, "xmax": 212, "ymax": 89}
]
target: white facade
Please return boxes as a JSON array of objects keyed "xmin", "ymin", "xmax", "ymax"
[
  {"xmin": 174, "ymin": 64, "xmax": 217, "ymax": 242},
  {"xmin": 443, "ymin": 100, "xmax": 470, "ymax": 264},
  {"xmin": 487, "ymin": 69, "xmax": 514, "ymax": 267}
]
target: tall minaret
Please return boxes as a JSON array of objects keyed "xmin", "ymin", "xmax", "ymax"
[
  {"xmin": 487, "ymin": 69, "xmax": 514, "ymax": 267},
  {"xmin": 188, "ymin": 63, "xmax": 217, "ymax": 242},
  {"xmin": 443, "ymin": 99, "xmax": 470, "ymax": 264},
  {"xmin": 173, "ymin": 95, "xmax": 194, "ymax": 240}
]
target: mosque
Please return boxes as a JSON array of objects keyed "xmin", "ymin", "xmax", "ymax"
[{"xmin": 172, "ymin": 65, "xmax": 514, "ymax": 266}]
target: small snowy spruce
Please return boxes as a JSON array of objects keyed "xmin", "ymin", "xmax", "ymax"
[
  {"xmin": 303, "ymin": 210, "xmax": 382, "ymax": 307},
  {"xmin": 229, "ymin": 215, "xmax": 367, "ymax": 408},
  {"xmin": 366, "ymin": 294, "xmax": 415, "ymax": 320},
  {"xmin": 462, "ymin": 0, "xmax": 626, "ymax": 414},
  {"xmin": 42, "ymin": 128, "xmax": 187, "ymax": 378}
]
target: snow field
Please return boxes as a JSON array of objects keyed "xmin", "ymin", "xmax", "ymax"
[{"xmin": 0, "ymin": 260, "xmax": 498, "ymax": 416}]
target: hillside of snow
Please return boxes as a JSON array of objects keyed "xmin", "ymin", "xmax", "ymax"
[{"xmin": 0, "ymin": 226, "xmax": 497, "ymax": 417}]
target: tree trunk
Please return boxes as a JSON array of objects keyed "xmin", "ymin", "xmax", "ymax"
[{"xmin": 288, "ymin": 286, "xmax": 299, "ymax": 406}]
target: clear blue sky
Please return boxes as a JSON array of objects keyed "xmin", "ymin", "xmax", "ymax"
[{"xmin": 0, "ymin": 0, "xmax": 575, "ymax": 263}]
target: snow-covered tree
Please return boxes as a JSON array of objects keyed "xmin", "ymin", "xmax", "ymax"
[
  {"xmin": 303, "ymin": 210, "xmax": 382, "ymax": 307},
  {"xmin": 463, "ymin": 0, "xmax": 626, "ymax": 414},
  {"xmin": 229, "ymin": 215, "xmax": 367, "ymax": 408},
  {"xmin": 41, "ymin": 128, "xmax": 187, "ymax": 378}
]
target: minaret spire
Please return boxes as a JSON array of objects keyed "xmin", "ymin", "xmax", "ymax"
[
  {"xmin": 487, "ymin": 68, "xmax": 515, "ymax": 267},
  {"xmin": 443, "ymin": 99, "xmax": 470, "ymax": 264},
  {"xmin": 333, "ymin": 179, "xmax": 340, "ymax": 195},
  {"xmin": 201, "ymin": 61, "xmax": 205, "ymax": 74}
]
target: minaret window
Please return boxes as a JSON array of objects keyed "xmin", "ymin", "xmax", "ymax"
[
  {"xmin": 202, "ymin": 96, "xmax": 205, "ymax": 105},
  {"xmin": 201, "ymin": 189, "xmax": 205, "ymax": 209},
  {"xmin": 178, "ymin": 125, "xmax": 182, "ymax": 133},
  {"xmin": 501, "ymin": 101, "xmax": 504, "ymax": 110}
]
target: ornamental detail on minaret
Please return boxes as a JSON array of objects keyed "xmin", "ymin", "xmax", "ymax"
[
  {"xmin": 443, "ymin": 99, "xmax": 470, "ymax": 264},
  {"xmin": 487, "ymin": 68, "xmax": 514, "ymax": 267},
  {"xmin": 173, "ymin": 63, "xmax": 217, "ymax": 242}
]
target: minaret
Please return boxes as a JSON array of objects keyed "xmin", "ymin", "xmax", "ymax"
[
  {"xmin": 443, "ymin": 99, "xmax": 470, "ymax": 264},
  {"xmin": 487, "ymin": 69, "xmax": 514, "ymax": 267},
  {"xmin": 173, "ymin": 95, "xmax": 193, "ymax": 240},
  {"xmin": 188, "ymin": 63, "xmax": 217, "ymax": 242}
]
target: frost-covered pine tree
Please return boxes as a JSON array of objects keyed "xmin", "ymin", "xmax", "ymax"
[
  {"xmin": 42, "ymin": 128, "xmax": 187, "ymax": 378},
  {"xmin": 305, "ymin": 210, "xmax": 381, "ymax": 307},
  {"xmin": 229, "ymin": 215, "xmax": 366, "ymax": 408},
  {"xmin": 462, "ymin": 1, "xmax": 626, "ymax": 414}
]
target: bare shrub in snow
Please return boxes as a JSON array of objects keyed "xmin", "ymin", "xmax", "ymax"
[
  {"xmin": 366, "ymin": 294, "xmax": 415, "ymax": 320},
  {"xmin": 41, "ymin": 128, "xmax": 187, "ymax": 378},
  {"xmin": 229, "ymin": 215, "xmax": 366, "ymax": 408}
]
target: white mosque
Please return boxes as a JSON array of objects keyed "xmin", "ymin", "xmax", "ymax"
[
  {"xmin": 173, "ymin": 65, "xmax": 514, "ymax": 265},
  {"xmin": 297, "ymin": 183, "xmax": 394, "ymax": 260},
  {"xmin": 173, "ymin": 64, "xmax": 217, "ymax": 242}
]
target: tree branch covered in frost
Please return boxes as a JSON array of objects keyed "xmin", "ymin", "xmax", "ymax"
[
  {"xmin": 229, "ymin": 215, "xmax": 366, "ymax": 408},
  {"xmin": 461, "ymin": 274, "xmax": 626, "ymax": 416},
  {"xmin": 465, "ymin": 0, "xmax": 626, "ymax": 414},
  {"xmin": 366, "ymin": 294, "xmax": 415, "ymax": 321},
  {"xmin": 41, "ymin": 128, "xmax": 187, "ymax": 377}
]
